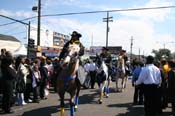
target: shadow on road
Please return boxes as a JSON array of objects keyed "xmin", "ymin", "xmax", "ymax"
[
  {"xmin": 22, "ymin": 105, "xmax": 58, "ymax": 116},
  {"xmin": 108, "ymin": 102, "xmax": 172, "ymax": 116},
  {"xmin": 108, "ymin": 102, "xmax": 144, "ymax": 116},
  {"xmin": 22, "ymin": 104, "xmax": 72, "ymax": 116},
  {"xmin": 79, "ymin": 89, "xmax": 99, "ymax": 104}
]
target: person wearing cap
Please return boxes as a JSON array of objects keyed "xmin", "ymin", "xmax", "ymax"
[
  {"xmin": 100, "ymin": 47, "xmax": 112, "ymax": 65},
  {"xmin": 59, "ymin": 31, "xmax": 84, "ymax": 60}
]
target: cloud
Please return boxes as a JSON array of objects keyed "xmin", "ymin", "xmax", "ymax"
[
  {"xmin": 39, "ymin": 8, "xmax": 175, "ymax": 55},
  {"xmin": 44, "ymin": 17, "xmax": 104, "ymax": 47},
  {"xmin": 0, "ymin": 9, "xmax": 35, "ymax": 18},
  {"xmin": 118, "ymin": 0, "xmax": 173, "ymax": 22},
  {"xmin": 154, "ymin": 34, "xmax": 175, "ymax": 51},
  {"xmin": 44, "ymin": 0, "xmax": 81, "ymax": 7}
]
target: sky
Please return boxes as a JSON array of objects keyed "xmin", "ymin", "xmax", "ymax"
[{"xmin": 1, "ymin": 0, "xmax": 175, "ymax": 56}]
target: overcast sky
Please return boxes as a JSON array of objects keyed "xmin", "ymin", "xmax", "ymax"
[{"xmin": 1, "ymin": 0, "xmax": 175, "ymax": 55}]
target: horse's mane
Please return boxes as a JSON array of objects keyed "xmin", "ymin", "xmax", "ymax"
[
  {"xmin": 101, "ymin": 61, "xmax": 108, "ymax": 77},
  {"xmin": 96, "ymin": 56, "xmax": 108, "ymax": 77},
  {"xmin": 59, "ymin": 42, "xmax": 80, "ymax": 78}
]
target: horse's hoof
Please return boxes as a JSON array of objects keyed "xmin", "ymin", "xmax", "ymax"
[
  {"xmin": 74, "ymin": 106, "xmax": 78, "ymax": 112},
  {"xmin": 98, "ymin": 100, "xmax": 102, "ymax": 104}
]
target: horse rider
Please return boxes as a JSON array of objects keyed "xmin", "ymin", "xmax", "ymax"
[
  {"xmin": 57, "ymin": 31, "xmax": 85, "ymax": 81},
  {"xmin": 100, "ymin": 47, "xmax": 112, "ymax": 66},
  {"xmin": 59, "ymin": 31, "xmax": 84, "ymax": 61}
]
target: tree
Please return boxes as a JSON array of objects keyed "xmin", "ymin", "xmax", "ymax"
[{"xmin": 152, "ymin": 48, "xmax": 171, "ymax": 60}]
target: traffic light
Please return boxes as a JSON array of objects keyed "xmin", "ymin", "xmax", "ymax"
[{"xmin": 28, "ymin": 38, "xmax": 35, "ymax": 48}]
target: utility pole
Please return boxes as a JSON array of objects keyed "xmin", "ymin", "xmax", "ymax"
[
  {"xmin": 27, "ymin": 21, "xmax": 31, "ymax": 57},
  {"xmin": 130, "ymin": 36, "xmax": 133, "ymax": 61},
  {"xmin": 163, "ymin": 43, "xmax": 165, "ymax": 50},
  {"xmin": 91, "ymin": 33, "xmax": 93, "ymax": 47},
  {"xmin": 139, "ymin": 48, "xmax": 140, "ymax": 61},
  {"xmin": 37, "ymin": 0, "xmax": 41, "ymax": 47},
  {"xmin": 103, "ymin": 12, "xmax": 113, "ymax": 47}
]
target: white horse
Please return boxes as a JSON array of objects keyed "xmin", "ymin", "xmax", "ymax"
[{"xmin": 95, "ymin": 55, "xmax": 108, "ymax": 104}]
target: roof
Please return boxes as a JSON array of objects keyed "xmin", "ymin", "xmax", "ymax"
[{"xmin": 0, "ymin": 34, "xmax": 20, "ymax": 42}]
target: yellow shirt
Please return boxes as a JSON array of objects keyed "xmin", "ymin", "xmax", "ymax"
[{"xmin": 163, "ymin": 64, "xmax": 170, "ymax": 79}]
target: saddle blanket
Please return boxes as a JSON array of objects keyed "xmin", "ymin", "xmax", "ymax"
[{"xmin": 78, "ymin": 65, "xmax": 87, "ymax": 85}]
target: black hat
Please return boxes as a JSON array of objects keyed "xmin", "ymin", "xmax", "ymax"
[
  {"xmin": 121, "ymin": 49, "xmax": 126, "ymax": 52},
  {"xmin": 71, "ymin": 31, "xmax": 82, "ymax": 38},
  {"xmin": 102, "ymin": 47, "xmax": 109, "ymax": 51}
]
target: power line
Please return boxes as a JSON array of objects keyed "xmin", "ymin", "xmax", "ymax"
[
  {"xmin": 2, "ymin": 25, "xmax": 26, "ymax": 34},
  {"xmin": 0, "ymin": 5, "xmax": 175, "ymax": 26},
  {"xmin": 0, "ymin": 16, "xmax": 37, "ymax": 26},
  {"xmin": 42, "ymin": 5, "xmax": 175, "ymax": 17}
]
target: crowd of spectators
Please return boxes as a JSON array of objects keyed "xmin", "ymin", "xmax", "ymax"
[{"xmin": 0, "ymin": 48, "xmax": 58, "ymax": 114}]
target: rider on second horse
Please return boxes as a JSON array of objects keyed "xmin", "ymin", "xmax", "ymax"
[{"xmin": 100, "ymin": 47, "xmax": 112, "ymax": 65}]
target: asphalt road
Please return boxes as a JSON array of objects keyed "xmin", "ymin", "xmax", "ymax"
[{"xmin": 0, "ymin": 79, "xmax": 173, "ymax": 116}]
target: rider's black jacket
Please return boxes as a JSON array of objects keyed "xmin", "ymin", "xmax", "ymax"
[{"xmin": 100, "ymin": 52, "xmax": 112, "ymax": 65}]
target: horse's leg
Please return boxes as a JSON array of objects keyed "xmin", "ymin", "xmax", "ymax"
[
  {"xmin": 70, "ymin": 93, "xmax": 75, "ymax": 116},
  {"xmin": 115, "ymin": 73, "xmax": 119, "ymax": 92},
  {"xmin": 75, "ymin": 78, "xmax": 80, "ymax": 110},
  {"xmin": 98, "ymin": 83, "xmax": 103, "ymax": 104},
  {"xmin": 98, "ymin": 81, "xmax": 106, "ymax": 104},
  {"xmin": 124, "ymin": 75, "xmax": 128, "ymax": 88},
  {"xmin": 121, "ymin": 75, "xmax": 127, "ymax": 92},
  {"xmin": 121, "ymin": 77, "xmax": 124, "ymax": 92},
  {"xmin": 121, "ymin": 74, "xmax": 127, "ymax": 89},
  {"xmin": 104, "ymin": 77, "xmax": 110, "ymax": 97},
  {"xmin": 59, "ymin": 91, "xmax": 65, "ymax": 116}
]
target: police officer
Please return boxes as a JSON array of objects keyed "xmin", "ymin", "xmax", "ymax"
[{"xmin": 59, "ymin": 31, "xmax": 84, "ymax": 60}]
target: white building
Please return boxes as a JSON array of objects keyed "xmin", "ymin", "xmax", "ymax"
[{"xmin": 0, "ymin": 34, "xmax": 27, "ymax": 56}]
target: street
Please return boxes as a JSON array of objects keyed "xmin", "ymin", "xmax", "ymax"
[{"xmin": 0, "ymin": 79, "xmax": 172, "ymax": 116}]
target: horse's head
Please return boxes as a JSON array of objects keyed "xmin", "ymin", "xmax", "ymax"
[{"xmin": 61, "ymin": 42, "xmax": 80, "ymax": 71}]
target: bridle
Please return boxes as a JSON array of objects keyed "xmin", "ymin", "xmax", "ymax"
[{"xmin": 61, "ymin": 43, "xmax": 80, "ymax": 68}]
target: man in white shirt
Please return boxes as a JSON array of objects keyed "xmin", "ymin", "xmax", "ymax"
[
  {"xmin": 136, "ymin": 55, "xmax": 162, "ymax": 116},
  {"xmin": 84, "ymin": 60, "xmax": 90, "ymax": 73},
  {"xmin": 89, "ymin": 60, "xmax": 97, "ymax": 89}
]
